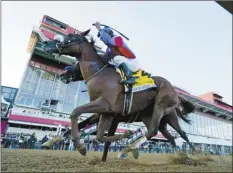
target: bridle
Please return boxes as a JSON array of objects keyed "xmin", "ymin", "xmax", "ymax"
[
  {"xmin": 56, "ymin": 34, "xmax": 108, "ymax": 84},
  {"xmin": 55, "ymin": 34, "xmax": 87, "ymax": 54}
]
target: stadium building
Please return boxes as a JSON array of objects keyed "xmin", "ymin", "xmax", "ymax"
[
  {"xmin": 1, "ymin": 86, "xmax": 18, "ymax": 134},
  {"xmin": 6, "ymin": 15, "xmax": 232, "ymax": 154}
]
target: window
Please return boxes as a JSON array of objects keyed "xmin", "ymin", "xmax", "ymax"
[
  {"xmin": 191, "ymin": 113, "xmax": 197, "ymax": 135},
  {"xmin": 11, "ymin": 89, "xmax": 16, "ymax": 93},
  {"xmin": 209, "ymin": 118, "xmax": 214, "ymax": 138},
  {"xmin": 229, "ymin": 124, "xmax": 232, "ymax": 139},
  {"xmin": 66, "ymin": 82, "xmax": 78, "ymax": 102},
  {"xmin": 44, "ymin": 17, "xmax": 67, "ymax": 30},
  {"xmin": 196, "ymin": 114, "xmax": 201, "ymax": 135},
  {"xmin": 2, "ymin": 87, "xmax": 12, "ymax": 93},
  {"xmin": 33, "ymin": 97, "xmax": 44, "ymax": 108},
  {"xmin": 203, "ymin": 116, "xmax": 208, "ymax": 136},
  {"xmin": 37, "ymin": 71, "xmax": 55, "ymax": 97},
  {"xmin": 218, "ymin": 120, "xmax": 223, "ymax": 139},
  {"xmin": 51, "ymin": 77, "xmax": 66, "ymax": 99},
  {"xmin": 10, "ymin": 93, "xmax": 15, "ymax": 99},
  {"xmin": 20, "ymin": 66, "xmax": 39, "ymax": 95},
  {"xmin": 216, "ymin": 119, "xmax": 221, "ymax": 138},
  {"xmin": 25, "ymin": 97, "xmax": 33, "ymax": 106},
  {"xmin": 63, "ymin": 101, "xmax": 74, "ymax": 113},
  {"xmin": 2, "ymin": 93, "xmax": 10, "ymax": 99},
  {"xmin": 213, "ymin": 119, "xmax": 218, "ymax": 138},
  {"xmin": 204, "ymin": 116, "xmax": 210, "ymax": 137},
  {"xmin": 56, "ymin": 100, "xmax": 64, "ymax": 112},
  {"xmin": 207, "ymin": 116, "xmax": 212, "ymax": 137},
  {"xmin": 221, "ymin": 123, "xmax": 225, "ymax": 139},
  {"xmin": 15, "ymin": 95, "xmax": 26, "ymax": 105},
  {"xmin": 199, "ymin": 115, "xmax": 204, "ymax": 136},
  {"xmin": 77, "ymin": 81, "xmax": 89, "ymax": 106},
  {"xmin": 186, "ymin": 113, "xmax": 192, "ymax": 134},
  {"xmin": 223, "ymin": 123, "xmax": 228, "ymax": 139}
]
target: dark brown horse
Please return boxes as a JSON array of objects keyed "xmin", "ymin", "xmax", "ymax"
[{"xmin": 42, "ymin": 29, "xmax": 194, "ymax": 157}]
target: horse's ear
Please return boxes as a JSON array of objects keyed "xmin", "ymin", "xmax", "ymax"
[{"xmin": 81, "ymin": 29, "xmax": 91, "ymax": 36}]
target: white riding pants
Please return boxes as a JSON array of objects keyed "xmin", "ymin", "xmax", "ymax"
[{"xmin": 109, "ymin": 55, "xmax": 140, "ymax": 72}]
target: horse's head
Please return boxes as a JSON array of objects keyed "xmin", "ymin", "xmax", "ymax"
[{"xmin": 42, "ymin": 29, "xmax": 91, "ymax": 59}]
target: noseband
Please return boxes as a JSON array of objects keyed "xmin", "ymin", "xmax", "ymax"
[{"xmin": 56, "ymin": 34, "xmax": 86, "ymax": 53}]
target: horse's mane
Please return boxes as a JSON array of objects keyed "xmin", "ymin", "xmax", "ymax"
[
  {"xmin": 86, "ymin": 35, "xmax": 97, "ymax": 54},
  {"xmin": 85, "ymin": 35, "xmax": 110, "ymax": 65}
]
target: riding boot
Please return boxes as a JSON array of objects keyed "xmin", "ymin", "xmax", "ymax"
[{"xmin": 119, "ymin": 63, "xmax": 136, "ymax": 85}]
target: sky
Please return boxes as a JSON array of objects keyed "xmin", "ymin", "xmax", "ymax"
[{"xmin": 1, "ymin": 1, "xmax": 232, "ymax": 104}]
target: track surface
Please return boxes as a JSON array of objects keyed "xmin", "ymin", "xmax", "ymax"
[{"xmin": 2, "ymin": 149, "xmax": 232, "ymax": 172}]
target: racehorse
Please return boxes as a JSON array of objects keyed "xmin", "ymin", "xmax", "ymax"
[
  {"xmin": 42, "ymin": 29, "xmax": 195, "ymax": 157},
  {"xmin": 57, "ymin": 62, "xmax": 195, "ymax": 161},
  {"xmin": 43, "ymin": 63, "xmax": 195, "ymax": 160},
  {"xmin": 43, "ymin": 66, "xmax": 195, "ymax": 161}
]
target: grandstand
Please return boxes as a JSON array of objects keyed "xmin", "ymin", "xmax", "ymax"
[
  {"xmin": 5, "ymin": 15, "xmax": 232, "ymax": 154},
  {"xmin": 1, "ymin": 86, "xmax": 18, "ymax": 134}
]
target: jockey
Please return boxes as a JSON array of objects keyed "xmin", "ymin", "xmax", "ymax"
[{"xmin": 94, "ymin": 22, "xmax": 140, "ymax": 85}]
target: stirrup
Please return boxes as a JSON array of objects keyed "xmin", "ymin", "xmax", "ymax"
[{"xmin": 120, "ymin": 78, "xmax": 135, "ymax": 85}]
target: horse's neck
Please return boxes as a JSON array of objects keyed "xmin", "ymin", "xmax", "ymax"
[{"xmin": 79, "ymin": 43, "xmax": 105, "ymax": 80}]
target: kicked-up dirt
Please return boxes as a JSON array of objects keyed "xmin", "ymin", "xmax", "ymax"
[{"xmin": 1, "ymin": 148, "xmax": 232, "ymax": 172}]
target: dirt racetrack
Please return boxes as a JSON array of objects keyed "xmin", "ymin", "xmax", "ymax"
[{"xmin": 2, "ymin": 148, "xmax": 232, "ymax": 172}]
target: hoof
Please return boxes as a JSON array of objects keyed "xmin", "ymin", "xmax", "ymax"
[
  {"xmin": 131, "ymin": 149, "xmax": 139, "ymax": 159},
  {"xmin": 117, "ymin": 152, "xmax": 128, "ymax": 160},
  {"xmin": 123, "ymin": 130, "xmax": 133, "ymax": 138},
  {"xmin": 77, "ymin": 144, "xmax": 87, "ymax": 156}
]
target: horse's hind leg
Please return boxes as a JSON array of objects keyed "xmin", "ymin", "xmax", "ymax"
[
  {"xmin": 145, "ymin": 103, "xmax": 165, "ymax": 140},
  {"xmin": 167, "ymin": 110, "xmax": 195, "ymax": 151},
  {"xmin": 122, "ymin": 114, "xmax": 151, "ymax": 159},
  {"xmin": 159, "ymin": 117, "xmax": 176, "ymax": 148},
  {"xmin": 102, "ymin": 119, "xmax": 119, "ymax": 162},
  {"xmin": 146, "ymin": 91, "xmax": 178, "ymax": 140}
]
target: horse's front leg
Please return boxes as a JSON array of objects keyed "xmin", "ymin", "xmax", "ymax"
[
  {"xmin": 96, "ymin": 114, "xmax": 133, "ymax": 143},
  {"xmin": 70, "ymin": 97, "xmax": 109, "ymax": 156}
]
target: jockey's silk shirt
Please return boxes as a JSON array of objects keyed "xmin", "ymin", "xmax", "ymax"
[{"xmin": 99, "ymin": 29, "xmax": 136, "ymax": 59}]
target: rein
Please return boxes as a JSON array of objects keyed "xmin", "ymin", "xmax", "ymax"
[{"xmin": 85, "ymin": 64, "xmax": 108, "ymax": 84}]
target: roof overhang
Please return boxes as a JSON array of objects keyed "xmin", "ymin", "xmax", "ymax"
[
  {"xmin": 178, "ymin": 92, "xmax": 232, "ymax": 120},
  {"xmin": 216, "ymin": 1, "xmax": 233, "ymax": 14}
]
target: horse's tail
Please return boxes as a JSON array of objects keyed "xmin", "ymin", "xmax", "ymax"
[
  {"xmin": 180, "ymin": 96, "xmax": 196, "ymax": 113},
  {"xmin": 176, "ymin": 96, "xmax": 196, "ymax": 125},
  {"xmin": 176, "ymin": 107, "xmax": 192, "ymax": 125}
]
